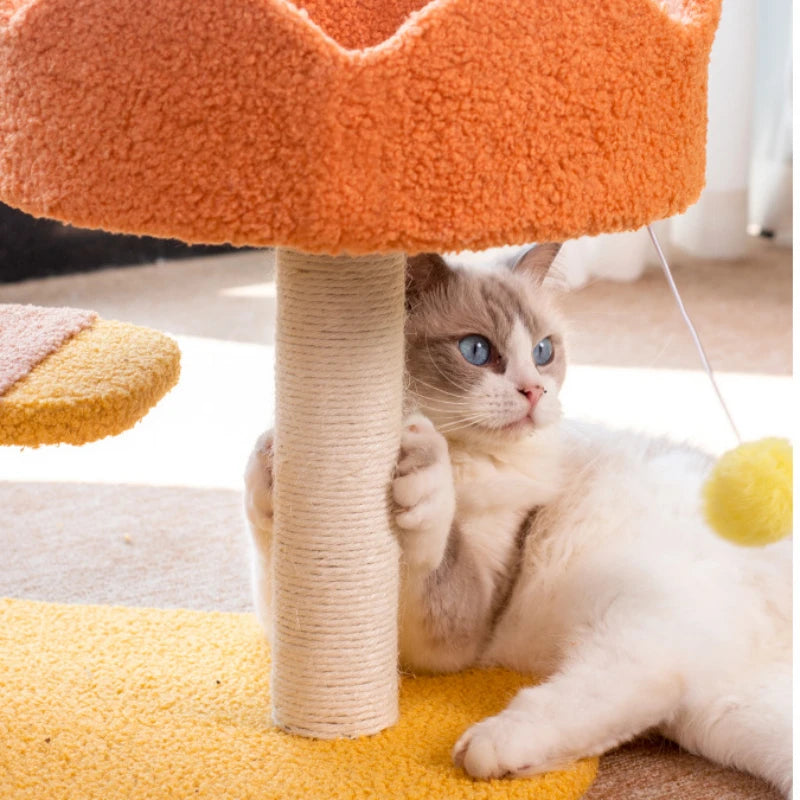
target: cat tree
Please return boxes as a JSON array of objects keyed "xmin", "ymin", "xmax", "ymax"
[{"xmin": 0, "ymin": 0, "xmax": 720, "ymax": 787}]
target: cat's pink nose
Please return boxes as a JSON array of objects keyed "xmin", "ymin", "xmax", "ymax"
[{"xmin": 519, "ymin": 385, "xmax": 544, "ymax": 408}]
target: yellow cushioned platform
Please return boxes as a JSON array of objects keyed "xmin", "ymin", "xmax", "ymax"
[
  {"xmin": 0, "ymin": 319, "xmax": 180, "ymax": 447},
  {"xmin": 0, "ymin": 598, "xmax": 597, "ymax": 799}
]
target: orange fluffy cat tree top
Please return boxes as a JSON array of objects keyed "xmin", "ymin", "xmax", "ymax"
[{"xmin": 1, "ymin": 0, "xmax": 717, "ymax": 254}]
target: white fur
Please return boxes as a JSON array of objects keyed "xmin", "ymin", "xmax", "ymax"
[
  {"xmin": 245, "ymin": 264, "xmax": 791, "ymax": 796},
  {"xmin": 356, "ymin": 393, "xmax": 791, "ymax": 792},
  {"xmin": 453, "ymin": 421, "xmax": 792, "ymax": 796},
  {"xmin": 447, "ymin": 426, "xmax": 564, "ymax": 581},
  {"xmin": 245, "ymin": 415, "xmax": 792, "ymax": 796}
]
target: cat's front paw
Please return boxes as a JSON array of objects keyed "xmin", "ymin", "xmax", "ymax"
[
  {"xmin": 393, "ymin": 414, "xmax": 455, "ymax": 572},
  {"xmin": 453, "ymin": 711, "xmax": 549, "ymax": 780}
]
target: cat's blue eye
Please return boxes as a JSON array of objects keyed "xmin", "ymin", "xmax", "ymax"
[
  {"xmin": 533, "ymin": 336, "xmax": 554, "ymax": 366},
  {"xmin": 458, "ymin": 334, "xmax": 491, "ymax": 366}
]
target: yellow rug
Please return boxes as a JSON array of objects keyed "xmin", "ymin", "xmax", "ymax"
[{"xmin": 0, "ymin": 598, "xmax": 597, "ymax": 799}]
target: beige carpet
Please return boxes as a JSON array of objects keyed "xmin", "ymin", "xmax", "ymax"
[{"xmin": 0, "ymin": 238, "xmax": 791, "ymax": 799}]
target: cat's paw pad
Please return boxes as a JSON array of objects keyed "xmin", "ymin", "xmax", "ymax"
[
  {"xmin": 453, "ymin": 712, "xmax": 543, "ymax": 780},
  {"xmin": 392, "ymin": 414, "xmax": 455, "ymax": 569},
  {"xmin": 244, "ymin": 430, "xmax": 275, "ymax": 530}
]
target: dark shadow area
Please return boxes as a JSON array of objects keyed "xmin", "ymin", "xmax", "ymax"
[{"xmin": 1, "ymin": 202, "xmax": 248, "ymax": 283}]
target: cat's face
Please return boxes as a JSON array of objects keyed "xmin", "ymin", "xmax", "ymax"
[{"xmin": 405, "ymin": 246, "xmax": 567, "ymax": 446}]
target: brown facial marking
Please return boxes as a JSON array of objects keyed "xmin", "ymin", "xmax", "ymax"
[
  {"xmin": 405, "ymin": 256, "xmax": 568, "ymax": 427},
  {"xmin": 483, "ymin": 278, "xmax": 542, "ymax": 346},
  {"xmin": 406, "ymin": 253, "xmax": 450, "ymax": 307},
  {"xmin": 410, "ymin": 332, "xmax": 485, "ymax": 396}
]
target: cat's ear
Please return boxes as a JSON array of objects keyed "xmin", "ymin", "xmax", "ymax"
[
  {"xmin": 512, "ymin": 242, "xmax": 562, "ymax": 286},
  {"xmin": 406, "ymin": 253, "xmax": 451, "ymax": 302}
]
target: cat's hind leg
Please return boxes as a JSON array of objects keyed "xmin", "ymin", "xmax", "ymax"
[
  {"xmin": 244, "ymin": 430, "xmax": 275, "ymax": 637},
  {"xmin": 664, "ymin": 660, "xmax": 792, "ymax": 798}
]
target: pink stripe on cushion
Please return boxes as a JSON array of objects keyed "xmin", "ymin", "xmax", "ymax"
[{"xmin": 0, "ymin": 304, "xmax": 97, "ymax": 395}]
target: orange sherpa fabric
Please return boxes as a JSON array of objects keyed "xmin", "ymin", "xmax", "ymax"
[
  {"xmin": 0, "ymin": 598, "xmax": 598, "ymax": 800},
  {"xmin": 0, "ymin": 318, "xmax": 180, "ymax": 446},
  {"xmin": 0, "ymin": 0, "xmax": 720, "ymax": 254}
]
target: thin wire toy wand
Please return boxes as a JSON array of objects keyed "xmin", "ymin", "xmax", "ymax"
[{"xmin": 645, "ymin": 225, "xmax": 792, "ymax": 547}]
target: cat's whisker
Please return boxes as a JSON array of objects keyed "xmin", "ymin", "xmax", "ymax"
[
  {"xmin": 413, "ymin": 396, "xmax": 476, "ymax": 410},
  {"xmin": 436, "ymin": 411, "xmax": 490, "ymax": 424},
  {"xmin": 425, "ymin": 407, "xmax": 481, "ymax": 419},
  {"xmin": 436, "ymin": 413, "xmax": 492, "ymax": 433},
  {"xmin": 407, "ymin": 375, "xmax": 471, "ymax": 401},
  {"xmin": 408, "ymin": 389, "xmax": 473, "ymax": 405},
  {"xmin": 436, "ymin": 422, "xmax": 482, "ymax": 434}
]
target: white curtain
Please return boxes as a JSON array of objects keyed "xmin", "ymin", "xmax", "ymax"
[
  {"xmin": 747, "ymin": 0, "xmax": 792, "ymax": 245},
  {"xmin": 556, "ymin": 0, "xmax": 792, "ymax": 287}
]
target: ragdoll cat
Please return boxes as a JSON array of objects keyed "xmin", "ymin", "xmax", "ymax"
[{"xmin": 245, "ymin": 244, "xmax": 792, "ymax": 796}]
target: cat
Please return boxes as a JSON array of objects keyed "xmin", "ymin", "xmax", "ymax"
[{"xmin": 244, "ymin": 244, "xmax": 792, "ymax": 796}]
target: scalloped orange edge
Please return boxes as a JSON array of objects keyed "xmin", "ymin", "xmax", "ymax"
[{"xmin": 0, "ymin": 0, "xmax": 720, "ymax": 253}]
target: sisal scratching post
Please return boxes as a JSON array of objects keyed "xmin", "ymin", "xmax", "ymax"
[{"xmin": 272, "ymin": 249, "xmax": 404, "ymax": 736}]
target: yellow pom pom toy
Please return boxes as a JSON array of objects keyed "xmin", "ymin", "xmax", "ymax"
[
  {"xmin": 647, "ymin": 226, "xmax": 793, "ymax": 549},
  {"xmin": 703, "ymin": 438, "xmax": 793, "ymax": 547}
]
